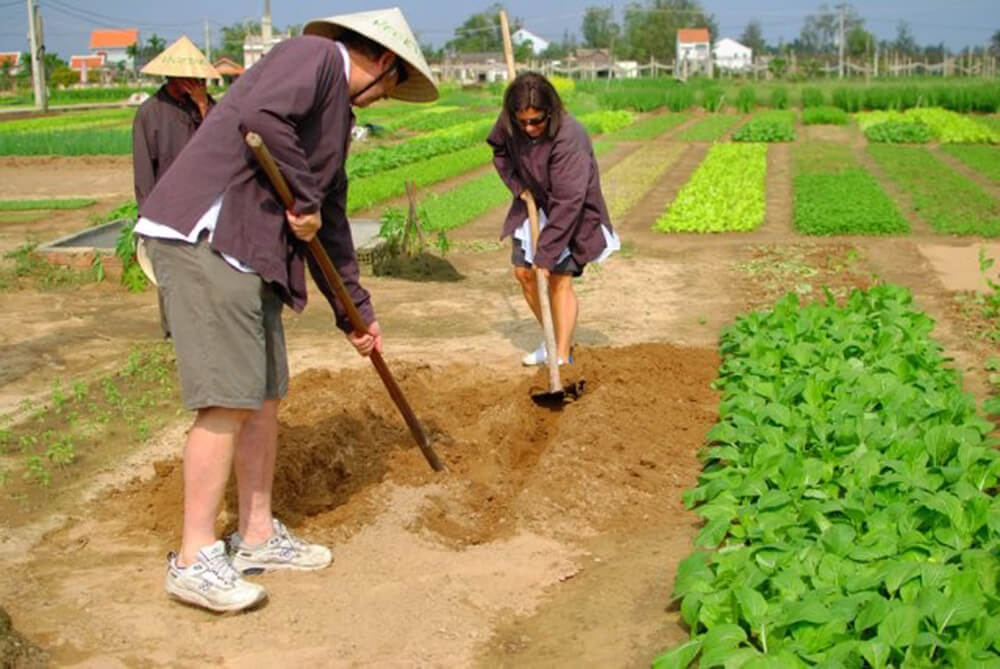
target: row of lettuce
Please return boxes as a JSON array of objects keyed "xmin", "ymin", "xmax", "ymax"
[
  {"xmin": 654, "ymin": 284, "xmax": 1000, "ymax": 668},
  {"xmin": 655, "ymin": 134, "xmax": 1000, "ymax": 237}
]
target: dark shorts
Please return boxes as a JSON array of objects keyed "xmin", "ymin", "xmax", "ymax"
[
  {"xmin": 144, "ymin": 235, "xmax": 288, "ymax": 411},
  {"xmin": 511, "ymin": 239, "xmax": 585, "ymax": 277}
]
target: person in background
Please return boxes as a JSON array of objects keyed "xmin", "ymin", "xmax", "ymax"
[
  {"xmin": 135, "ymin": 9, "xmax": 438, "ymax": 613},
  {"xmin": 132, "ymin": 35, "xmax": 220, "ymax": 337},
  {"xmin": 488, "ymin": 72, "xmax": 620, "ymax": 367}
]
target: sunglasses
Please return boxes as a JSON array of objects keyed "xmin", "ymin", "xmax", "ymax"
[{"xmin": 517, "ymin": 112, "xmax": 549, "ymax": 129}]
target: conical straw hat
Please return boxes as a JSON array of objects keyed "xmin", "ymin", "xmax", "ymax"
[
  {"xmin": 141, "ymin": 35, "xmax": 220, "ymax": 79},
  {"xmin": 304, "ymin": 7, "xmax": 438, "ymax": 103}
]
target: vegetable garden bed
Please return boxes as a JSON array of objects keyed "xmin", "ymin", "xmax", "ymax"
[
  {"xmin": 792, "ymin": 143, "xmax": 908, "ymax": 236},
  {"xmin": 654, "ymin": 143, "xmax": 767, "ymax": 233},
  {"xmin": 868, "ymin": 145, "xmax": 1000, "ymax": 237},
  {"xmin": 657, "ymin": 284, "xmax": 1000, "ymax": 668}
]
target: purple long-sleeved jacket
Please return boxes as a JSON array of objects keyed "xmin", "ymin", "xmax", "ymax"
[
  {"xmin": 138, "ymin": 36, "xmax": 371, "ymax": 333},
  {"xmin": 487, "ymin": 112, "xmax": 613, "ymax": 270}
]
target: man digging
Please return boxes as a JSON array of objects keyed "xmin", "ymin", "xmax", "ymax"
[{"xmin": 134, "ymin": 8, "xmax": 438, "ymax": 613}]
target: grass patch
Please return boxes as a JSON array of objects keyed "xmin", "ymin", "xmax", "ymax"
[
  {"xmin": 0, "ymin": 212, "xmax": 48, "ymax": 225},
  {"xmin": 0, "ymin": 198, "xmax": 97, "ymax": 211},
  {"xmin": 941, "ymin": 145, "xmax": 1000, "ymax": 182},
  {"xmin": 676, "ymin": 115, "xmax": 741, "ymax": 142},
  {"xmin": 604, "ymin": 113, "xmax": 689, "ymax": 141},
  {"xmin": 869, "ymin": 145, "xmax": 1000, "ymax": 237},
  {"xmin": 0, "ymin": 241, "xmax": 102, "ymax": 291}
]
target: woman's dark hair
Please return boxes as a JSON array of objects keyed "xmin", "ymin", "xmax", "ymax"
[{"xmin": 501, "ymin": 72, "xmax": 564, "ymax": 139}]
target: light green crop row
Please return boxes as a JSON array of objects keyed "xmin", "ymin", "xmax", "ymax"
[
  {"xmin": 855, "ymin": 108, "xmax": 999, "ymax": 143},
  {"xmin": 655, "ymin": 143, "xmax": 768, "ymax": 233},
  {"xmin": 603, "ymin": 142, "xmax": 685, "ymax": 220}
]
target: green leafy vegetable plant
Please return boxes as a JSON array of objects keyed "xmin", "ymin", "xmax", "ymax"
[{"xmin": 657, "ymin": 284, "xmax": 1000, "ymax": 668}]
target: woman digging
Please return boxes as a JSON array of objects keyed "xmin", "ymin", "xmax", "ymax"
[{"xmin": 488, "ymin": 73, "xmax": 620, "ymax": 367}]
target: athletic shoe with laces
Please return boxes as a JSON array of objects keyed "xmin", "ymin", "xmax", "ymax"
[
  {"xmin": 523, "ymin": 342, "xmax": 575, "ymax": 366},
  {"xmin": 521, "ymin": 341, "xmax": 547, "ymax": 366},
  {"xmin": 165, "ymin": 540, "xmax": 267, "ymax": 613},
  {"xmin": 229, "ymin": 518, "xmax": 333, "ymax": 574}
]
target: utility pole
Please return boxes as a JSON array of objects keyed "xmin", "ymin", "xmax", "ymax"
[
  {"xmin": 204, "ymin": 18, "xmax": 212, "ymax": 62},
  {"xmin": 26, "ymin": 0, "xmax": 47, "ymax": 110},
  {"xmin": 837, "ymin": 3, "xmax": 845, "ymax": 79}
]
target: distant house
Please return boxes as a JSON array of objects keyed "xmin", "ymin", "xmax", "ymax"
[
  {"xmin": 676, "ymin": 27, "xmax": 711, "ymax": 77},
  {"xmin": 213, "ymin": 57, "xmax": 244, "ymax": 84},
  {"xmin": 440, "ymin": 51, "xmax": 507, "ymax": 84},
  {"xmin": 571, "ymin": 48, "xmax": 612, "ymax": 77},
  {"xmin": 512, "ymin": 28, "xmax": 550, "ymax": 56},
  {"xmin": 243, "ymin": 8, "xmax": 285, "ymax": 69},
  {"xmin": 89, "ymin": 29, "xmax": 139, "ymax": 68},
  {"xmin": 70, "ymin": 54, "xmax": 106, "ymax": 72},
  {"xmin": 713, "ymin": 37, "xmax": 752, "ymax": 71},
  {"xmin": 70, "ymin": 53, "xmax": 107, "ymax": 83},
  {"xmin": 0, "ymin": 52, "xmax": 21, "ymax": 75}
]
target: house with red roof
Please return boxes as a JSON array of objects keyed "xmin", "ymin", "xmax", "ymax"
[
  {"xmin": 676, "ymin": 27, "xmax": 711, "ymax": 77},
  {"xmin": 89, "ymin": 28, "xmax": 139, "ymax": 68},
  {"xmin": 0, "ymin": 52, "xmax": 21, "ymax": 75}
]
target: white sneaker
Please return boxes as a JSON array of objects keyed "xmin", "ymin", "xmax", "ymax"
[
  {"xmin": 229, "ymin": 519, "xmax": 333, "ymax": 574},
  {"xmin": 522, "ymin": 342, "xmax": 547, "ymax": 366},
  {"xmin": 165, "ymin": 540, "xmax": 267, "ymax": 613}
]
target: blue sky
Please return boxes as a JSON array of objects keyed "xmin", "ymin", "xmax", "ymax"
[{"xmin": 0, "ymin": 1, "xmax": 996, "ymax": 59}]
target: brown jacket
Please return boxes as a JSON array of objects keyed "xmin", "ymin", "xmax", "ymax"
[
  {"xmin": 139, "ymin": 36, "xmax": 371, "ymax": 332},
  {"xmin": 487, "ymin": 112, "xmax": 612, "ymax": 270},
  {"xmin": 132, "ymin": 85, "xmax": 214, "ymax": 208}
]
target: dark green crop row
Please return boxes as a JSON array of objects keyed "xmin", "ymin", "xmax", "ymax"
[
  {"xmin": 869, "ymin": 145, "xmax": 1000, "ymax": 237},
  {"xmin": 656, "ymin": 284, "xmax": 1000, "ymax": 668}
]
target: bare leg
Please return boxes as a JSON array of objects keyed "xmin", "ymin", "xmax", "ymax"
[
  {"xmin": 179, "ymin": 407, "xmax": 250, "ymax": 566},
  {"xmin": 548, "ymin": 274, "xmax": 578, "ymax": 362},
  {"xmin": 514, "ymin": 266, "xmax": 542, "ymax": 323},
  {"xmin": 234, "ymin": 399, "xmax": 280, "ymax": 545}
]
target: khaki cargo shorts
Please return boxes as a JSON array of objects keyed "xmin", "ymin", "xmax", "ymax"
[{"xmin": 144, "ymin": 235, "xmax": 288, "ymax": 411}]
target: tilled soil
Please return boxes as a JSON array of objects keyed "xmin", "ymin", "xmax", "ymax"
[{"xmin": 9, "ymin": 344, "xmax": 719, "ymax": 667}]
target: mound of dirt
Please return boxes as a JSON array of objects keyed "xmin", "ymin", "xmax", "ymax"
[
  {"xmin": 0, "ymin": 607, "xmax": 48, "ymax": 668},
  {"xmin": 373, "ymin": 251, "xmax": 463, "ymax": 282},
  {"xmin": 103, "ymin": 342, "xmax": 719, "ymax": 552}
]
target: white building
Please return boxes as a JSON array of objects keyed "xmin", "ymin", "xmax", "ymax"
[
  {"xmin": 243, "ymin": 0, "xmax": 285, "ymax": 69},
  {"xmin": 676, "ymin": 27, "xmax": 711, "ymax": 77},
  {"xmin": 512, "ymin": 28, "xmax": 550, "ymax": 56},
  {"xmin": 713, "ymin": 37, "xmax": 753, "ymax": 72}
]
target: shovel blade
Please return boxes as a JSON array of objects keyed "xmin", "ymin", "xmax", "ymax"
[{"xmin": 530, "ymin": 380, "xmax": 585, "ymax": 407}]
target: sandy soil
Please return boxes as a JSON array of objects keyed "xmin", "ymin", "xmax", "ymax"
[{"xmin": 0, "ymin": 123, "xmax": 998, "ymax": 667}]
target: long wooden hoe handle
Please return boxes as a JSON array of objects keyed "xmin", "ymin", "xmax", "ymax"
[
  {"xmin": 499, "ymin": 11, "xmax": 562, "ymax": 394},
  {"xmin": 245, "ymin": 132, "xmax": 444, "ymax": 472}
]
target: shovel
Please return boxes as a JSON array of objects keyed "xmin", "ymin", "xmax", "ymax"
[
  {"xmin": 499, "ymin": 11, "xmax": 584, "ymax": 407},
  {"xmin": 245, "ymin": 131, "xmax": 445, "ymax": 472}
]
